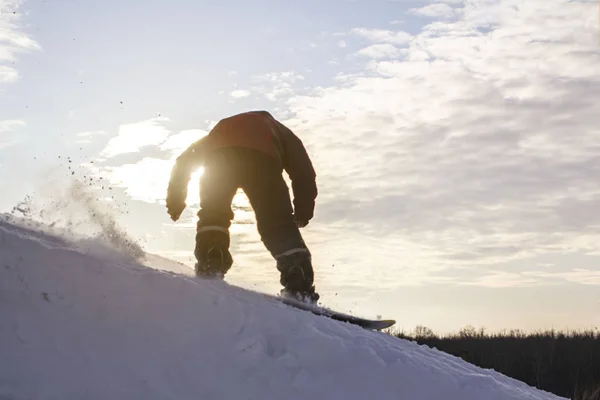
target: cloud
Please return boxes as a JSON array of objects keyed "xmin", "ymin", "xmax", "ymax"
[
  {"xmin": 230, "ymin": 89, "xmax": 251, "ymax": 99},
  {"xmin": 524, "ymin": 269, "xmax": 600, "ymax": 286},
  {"xmin": 0, "ymin": 0, "xmax": 40, "ymax": 82},
  {"xmin": 0, "ymin": 119, "xmax": 24, "ymax": 131},
  {"xmin": 277, "ymin": 0, "xmax": 600, "ymax": 275},
  {"xmin": 77, "ymin": 130, "xmax": 106, "ymax": 138},
  {"xmin": 89, "ymin": 119, "xmax": 208, "ymax": 206},
  {"xmin": 74, "ymin": 130, "xmax": 106, "ymax": 144},
  {"xmin": 252, "ymin": 71, "xmax": 305, "ymax": 101},
  {"xmin": 255, "ymin": 71, "xmax": 304, "ymax": 84},
  {"xmin": 350, "ymin": 28, "xmax": 413, "ymax": 45},
  {"xmin": 160, "ymin": 129, "xmax": 207, "ymax": 156},
  {"xmin": 435, "ymin": 0, "xmax": 466, "ymax": 4},
  {"xmin": 0, "ymin": 119, "xmax": 25, "ymax": 148},
  {"xmin": 0, "ymin": 65, "xmax": 17, "ymax": 82},
  {"xmin": 410, "ymin": 3, "xmax": 460, "ymax": 19},
  {"xmin": 100, "ymin": 117, "xmax": 171, "ymax": 158},
  {"xmin": 94, "ymin": 157, "xmax": 179, "ymax": 204},
  {"xmin": 460, "ymin": 271, "xmax": 539, "ymax": 288},
  {"xmin": 355, "ymin": 44, "xmax": 407, "ymax": 59}
]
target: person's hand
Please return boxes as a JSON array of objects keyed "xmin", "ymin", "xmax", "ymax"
[
  {"xmin": 166, "ymin": 183, "xmax": 188, "ymax": 222},
  {"xmin": 166, "ymin": 202, "xmax": 186, "ymax": 221},
  {"xmin": 293, "ymin": 215, "xmax": 309, "ymax": 228},
  {"xmin": 166, "ymin": 192, "xmax": 186, "ymax": 221}
]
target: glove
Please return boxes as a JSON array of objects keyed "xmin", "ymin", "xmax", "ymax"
[
  {"xmin": 166, "ymin": 188, "xmax": 187, "ymax": 222},
  {"xmin": 167, "ymin": 201, "xmax": 186, "ymax": 221},
  {"xmin": 293, "ymin": 214, "xmax": 309, "ymax": 228},
  {"xmin": 166, "ymin": 179, "xmax": 189, "ymax": 221},
  {"xmin": 292, "ymin": 198, "xmax": 314, "ymax": 229}
]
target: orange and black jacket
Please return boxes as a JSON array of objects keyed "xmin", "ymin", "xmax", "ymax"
[{"xmin": 167, "ymin": 110, "xmax": 318, "ymax": 222}]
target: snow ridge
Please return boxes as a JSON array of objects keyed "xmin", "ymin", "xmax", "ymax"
[{"xmin": 0, "ymin": 217, "xmax": 565, "ymax": 400}]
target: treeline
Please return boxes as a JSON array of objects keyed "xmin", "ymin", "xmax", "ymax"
[{"xmin": 391, "ymin": 326, "xmax": 600, "ymax": 400}]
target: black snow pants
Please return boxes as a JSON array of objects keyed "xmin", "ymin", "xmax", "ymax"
[{"xmin": 195, "ymin": 147, "xmax": 309, "ymax": 270}]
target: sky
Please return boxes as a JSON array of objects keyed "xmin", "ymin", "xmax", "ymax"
[{"xmin": 1, "ymin": 0, "xmax": 599, "ymax": 334}]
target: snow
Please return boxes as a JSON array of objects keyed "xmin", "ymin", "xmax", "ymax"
[{"xmin": 0, "ymin": 216, "xmax": 565, "ymax": 400}]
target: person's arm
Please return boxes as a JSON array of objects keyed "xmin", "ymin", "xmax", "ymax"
[
  {"xmin": 166, "ymin": 137, "xmax": 207, "ymax": 221},
  {"xmin": 273, "ymin": 120, "xmax": 318, "ymax": 227}
]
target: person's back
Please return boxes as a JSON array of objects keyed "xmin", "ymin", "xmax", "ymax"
[
  {"xmin": 207, "ymin": 111, "xmax": 283, "ymax": 160},
  {"xmin": 166, "ymin": 110, "xmax": 319, "ymax": 303}
]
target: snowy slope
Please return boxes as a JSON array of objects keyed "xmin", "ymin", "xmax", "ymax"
[{"xmin": 0, "ymin": 216, "xmax": 565, "ymax": 400}]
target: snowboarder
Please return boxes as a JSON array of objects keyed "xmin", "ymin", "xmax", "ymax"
[{"xmin": 165, "ymin": 110, "xmax": 319, "ymax": 302}]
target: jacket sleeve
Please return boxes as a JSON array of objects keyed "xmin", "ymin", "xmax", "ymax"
[
  {"xmin": 166, "ymin": 136, "xmax": 207, "ymax": 205},
  {"xmin": 273, "ymin": 120, "xmax": 318, "ymax": 221}
]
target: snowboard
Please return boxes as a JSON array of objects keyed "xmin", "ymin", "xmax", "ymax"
[{"xmin": 268, "ymin": 293, "xmax": 396, "ymax": 331}]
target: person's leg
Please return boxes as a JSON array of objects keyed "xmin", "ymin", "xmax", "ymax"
[
  {"xmin": 240, "ymin": 150, "xmax": 318, "ymax": 301},
  {"xmin": 195, "ymin": 152, "xmax": 238, "ymax": 277}
]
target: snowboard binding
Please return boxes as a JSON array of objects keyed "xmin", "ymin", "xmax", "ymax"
[
  {"xmin": 277, "ymin": 252, "xmax": 320, "ymax": 304},
  {"xmin": 195, "ymin": 246, "xmax": 232, "ymax": 279},
  {"xmin": 194, "ymin": 228, "xmax": 233, "ymax": 279},
  {"xmin": 280, "ymin": 286, "xmax": 320, "ymax": 305}
]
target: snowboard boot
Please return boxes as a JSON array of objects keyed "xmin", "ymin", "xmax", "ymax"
[
  {"xmin": 194, "ymin": 228, "xmax": 233, "ymax": 279},
  {"xmin": 276, "ymin": 250, "xmax": 320, "ymax": 304}
]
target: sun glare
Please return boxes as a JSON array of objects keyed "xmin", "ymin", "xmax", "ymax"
[{"xmin": 186, "ymin": 168, "xmax": 204, "ymax": 206}]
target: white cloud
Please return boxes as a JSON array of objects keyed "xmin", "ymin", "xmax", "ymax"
[
  {"xmin": 230, "ymin": 89, "xmax": 251, "ymax": 99},
  {"xmin": 436, "ymin": 0, "xmax": 466, "ymax": 4},
  {"xmin": 0, "ymin": 119, "xmax": 24, "ymax": 148},
  {"xmin": 77, "ymin": 130, "xmax": 106, "ymax": 138},
  {"xmin": 278, "ymin": 0, "xmax": 600, "ymax": 277},
  {"xmin": 0, "ymin": 119, "xmax": 24, "ymax": 131},
  {"xmin": 74, "ymin": 130, "xmax": 106, "ymax": 144},
  {"xmin": 90, "ymin": 125, "xmax": 208, "ymax": 205},
  {"xmin": 337, "ymin": 40, "xmax": 347, "ymax": 48},
  {"xmin": 160, "ymin": 129, "xmax": 207, "ymax": 156},
  {"xmin": 100, "ymin": 117, "xmax": 171, "ymax": 158},
  {"xmin": 524, "ymin": 269, "xmax": 600, "ymax": 286},
  {"xmin": 537, "ymin": 263, "xmax": 555, "ymax": 268},
  {"xmin": 355, "ymin": 44, "xmax": 406, "ymax": 59},
  {"xmin": 410, "ymin": 3, "xmax": 459, "ymax": 19},
  {"xmin": 93, "ymin": 155, "xmax": 206, "ymax": 206},
  {"xmin": 460, "ymin": 271, "xmax": 539, "ymax": 288},
  {"xmin": 205, "ymin": 120, "xmax": 218, "ymax": 130},
  {"xmin": 95, "ymin": 157, "xmax": 178, "ymax": 204},
  {"xmin": 255, "ymin": 71, "xmax": 304, "ymax": 84},
  {"xmin": 350, "ymin": 28, "xmax": 413, "ymax": 45},
  {"xmin": 252, "ymin": 71, "xmax": 305, "ymax": 101},
  {"xmin": 0, "ymin": 0, "xmax": 40, "ymax": 83},
  {"xmin": 0, "ymin": 65, "xmax": 17, "ymax": 82}
]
